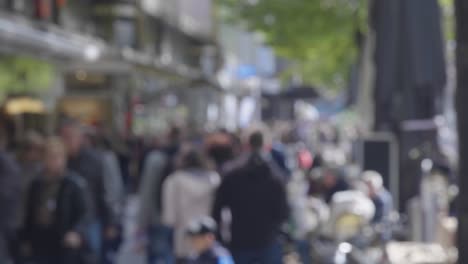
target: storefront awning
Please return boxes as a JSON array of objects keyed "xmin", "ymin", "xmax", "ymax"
[
  {"xmin": 0, "ymin": 13, "xmax": 110, "ymax": 62},
  {"xmin": 5, "ymin": 97, "xmax": 46, "ymax": 115},
  {"xmin": 0, "ymin": 12, "xmax": 216, "ymax": 86}
]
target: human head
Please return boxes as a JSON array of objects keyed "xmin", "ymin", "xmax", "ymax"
[
  {"xmin": 180, "ymin": 147, "xmax": 212, "ymax": 171},
  {"xmin": 168, "ymin": 126, "xmax": 182, "ymax": 144},
  {"xmin": 59, "ymin": 119, "xmax": 84, "ymax": 156},
  {"xmin": 82, "ymin": 126, "xmax": 97, "ymax": 148},
  {"xmin": 187, "ymin": 217, "xmax": 217, "ymax": 254},
  {"xmin": 19, "ymin": 131, "xmax": 45, "ymax": 162},
  {"xmin": 249, "ymin": 131, "xmax": 264, "ymax": 151},
  {"xmin": 43, "ymin": 137, "xmax": 67, "ymax": 179},
  {"xmin": 362, "ymin": 170, "xmax": 384, "ymax": 196},
  {"xmin": 308, "ymin": 168, "xmax": 324, "ymax": 196},
  {"xmin": 322, "ymin": 167, "xmax": 338, "ymax": 189}
]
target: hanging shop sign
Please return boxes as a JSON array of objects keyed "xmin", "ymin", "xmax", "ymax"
[{"xmin": 178, "ymin": 0, "xmax": 213, "ymax": 39}]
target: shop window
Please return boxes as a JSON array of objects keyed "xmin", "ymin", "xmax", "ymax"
[
  {"xmin": 140, "ymin": 16, "xmax": 163, "ymax": 55},
  {"xmin": 3, "ymin": 0, "xmax": 34, "ymax": 17},
  {"xmin": 113, "ymin": 18, "xmax": 137, "ymax": 48}
]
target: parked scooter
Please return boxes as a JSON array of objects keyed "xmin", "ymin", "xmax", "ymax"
[{"xmin": 311, "ymin": 190, "xmax": 387, "ymax": 264}]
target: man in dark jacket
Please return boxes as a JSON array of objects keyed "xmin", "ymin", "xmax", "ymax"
[
  {"xmin": 212, "ymin": 131, "xmax": 289, "ymax": 264},
  {"xmin": 21, "ymin": 137, "xmax": 93, "ymax": 264},
  {"xmin": 0, "ymin": 146, "xmax": 20, "ymax": 264},
  {"xmin": 60, "ymin": 121, "xmax": 118, "ymax": 258}
]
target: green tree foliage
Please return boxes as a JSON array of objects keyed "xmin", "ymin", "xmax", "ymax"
[
  {"xmin": 439, "ymin": 0, "xmax": 454, "ymax": 40},
  {"xmin": 0, "ymin": 55, "xmax": 54, "ymax": 97},
  {"xmin": 217, "ymin": 0, "xmax": 368, "ymax": 89}
]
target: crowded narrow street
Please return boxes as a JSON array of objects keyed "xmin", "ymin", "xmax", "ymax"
[{"xmin": 0, "ymin": 0, "xmax": 465, "ymax": 264}]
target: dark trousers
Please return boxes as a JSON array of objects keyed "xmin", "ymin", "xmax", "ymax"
[
  {"xmin": 32, "ymin": 256, "xmax": 61, "ymax": 264},
  {"xmin": 27, "ymin": 251, "xmax": 85, "ymax": 264},
  {"xmin": 232, "ymin": 241, "xmax": 283, "ymax": 264},
  {"xmin": 0, "ymin": 235, "xmax": 12, "ymax": 264},
  {"xmin": 102, "ymin": 226, "xmax": 122, "ymax": 264}
]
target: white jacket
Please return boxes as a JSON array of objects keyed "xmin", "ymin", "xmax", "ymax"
[{"xmin": 162, "ymin": 169, "xmax": 221, "ymax": 258}]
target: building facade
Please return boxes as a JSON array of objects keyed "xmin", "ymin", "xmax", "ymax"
[{"xmin": 0, "ymin": 0, "xmax": 220, "ymax": 135}]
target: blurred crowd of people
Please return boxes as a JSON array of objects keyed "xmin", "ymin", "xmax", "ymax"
[{"xmin": 0, "ymin": 119, "xmax": 394, "ymax": 264}]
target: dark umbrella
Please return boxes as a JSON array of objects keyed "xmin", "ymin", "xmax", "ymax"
[
  {"xmin": 372, "ymin": 0, "xmax": 446, "ymax": 128},
  {"xmin": 371, "ymin": 0, "xmax": 446, "ymax": 212}
]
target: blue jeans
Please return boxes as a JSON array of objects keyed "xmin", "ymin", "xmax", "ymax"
[
  {"xmin": 88, "ymin": 221, "xmax": 102, "ymax": 258},
  {"xmin": 102, "ymin": 227, "xmax": 122, "ymax": 264},
  {"xmin": 147, "ymin": 225, "xmax": 175, "ymax": 264},
  {"xmin": 232, "ymin": 241, "xmax": 283, "ymax": 264},
  {"xmin": 296, "ymin": 240, "xmax": 311, "ymax": 264}
]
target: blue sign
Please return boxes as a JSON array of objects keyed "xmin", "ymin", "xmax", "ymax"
[{"xmin": 236, "ymin": 65, "xmax": 257, "ymax": 79}]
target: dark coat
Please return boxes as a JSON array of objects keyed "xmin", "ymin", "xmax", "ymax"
[
  {"xmin": 68, "ymin": 148, "xmax": 115, "ymax": 225},
  {"xmin": 0, "ymin": 151, "xmax": 20, "ymax": 260},
  {"xmin": 212, "ymin": 152, "xmax": 289, "ymax": 250},
  {"xmin": 324, "ymin": 177, "xmax": 351, "ymax": 204},
  {"xmin": 22, "ymin": 171, "xmax": 93, "ymax": 263}
]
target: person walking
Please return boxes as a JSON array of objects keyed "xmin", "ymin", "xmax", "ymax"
[
  {"xmin": 212, "ymin": 131, "xmax": 289, "ymax": 264},
  {"xmin": 139, "ymin": 147, "xmax": 167, "ymax": 231},
  {"xmin": 205, "ymin": 130, "xmax": 235, "ymax": 172},
  {"xmin": 16, "ymin": 132, "xmax": 45, "ymax": 229},
  {"xmin": 20, "ymin": 137, "xmax": 93, "ymax": 264},
  {"xmin": 93, "ymin": 135, "xmax": 125, "ymax": 264},
  {"xmin": 60, "ymin": 120, "xmax": 118, "ymax": 259},
  {"xmin": 90, "ymin": 135, "xmax": 125, "ymax": 222},
  {"xmin": 158, "ymin": 127, "xmax": 184, "ymax": 201},
  {"xmin": 186, "ymin": 217, "xmax": 234, "ymax": 264},
  {"xmin": 362, "ymin": 171, "xmax": 393, "ymax": 223},
  {"xmin": 322, "ymin": 167, "xmax": 351, "ymax": 204},
  {"xmin": 162, "ymin": 148, "xmax": 221, "ymax": 263},
  {"xmin": 0, "ymin": 131, "xmax": 20, "ymax": 264},
  {"xmin": 138, "ymin": 148, "xmax": 169, "ymax": 264}
]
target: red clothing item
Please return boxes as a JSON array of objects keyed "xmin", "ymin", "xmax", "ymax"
[{"xmin": 298, "ymin": 150, "xmax": 313, "ymax": 170}]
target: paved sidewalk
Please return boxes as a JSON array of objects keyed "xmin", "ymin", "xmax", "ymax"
[{"xmin": 117, "ymin": 195, "xmax": 146, "ymax": 264}]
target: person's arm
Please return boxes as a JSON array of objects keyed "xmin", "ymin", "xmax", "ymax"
[
  {"xmin": 138, "ymin": 152, "xmax": 166, "ymax": 228},
  {"xmin": 161, "ymin": 176, "xmax": 177, "ymax": 227},
  {"xmin": 20, "ymin": 180, "xmax": 35, "ymax": 243},
  {"xmin": 95, "ymin": 155, "xmax": 118, "ymax": 228},
  {"xmin": 385, "ymin": 191, "xmax": 394, "ymax": 215},
  {"xmin": 18, "ymin": 180, "xmax": 36, "ymax": 258},
  {"xmin": 373, "ymin": 196, "xmax": 385, "ymax": 223},
  {"xmin": 274, "ymin": 180, "xmax": 290, "ymax": 225},
  {"xmin": 68, "ymin": 177, "xmax": 93, "ymax": 247},
  {"xmin": 102, "ymin": 152, "xmax": 124, "ymax": 220},
  {"xmin": 212, "ymin": 177, "xmax": 228, "ymax": 226},
  {"xmin": 212, "ymin": 175, "xmax": 231, "ymax": 245},
  {"xmin": 0, "ymin": 154, "xmax": 20, "ymax": 235}
]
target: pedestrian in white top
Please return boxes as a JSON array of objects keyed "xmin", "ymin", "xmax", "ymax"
[{"xmin": 162, "ymin": 147, "xmax": 221, "ymax": 261}]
